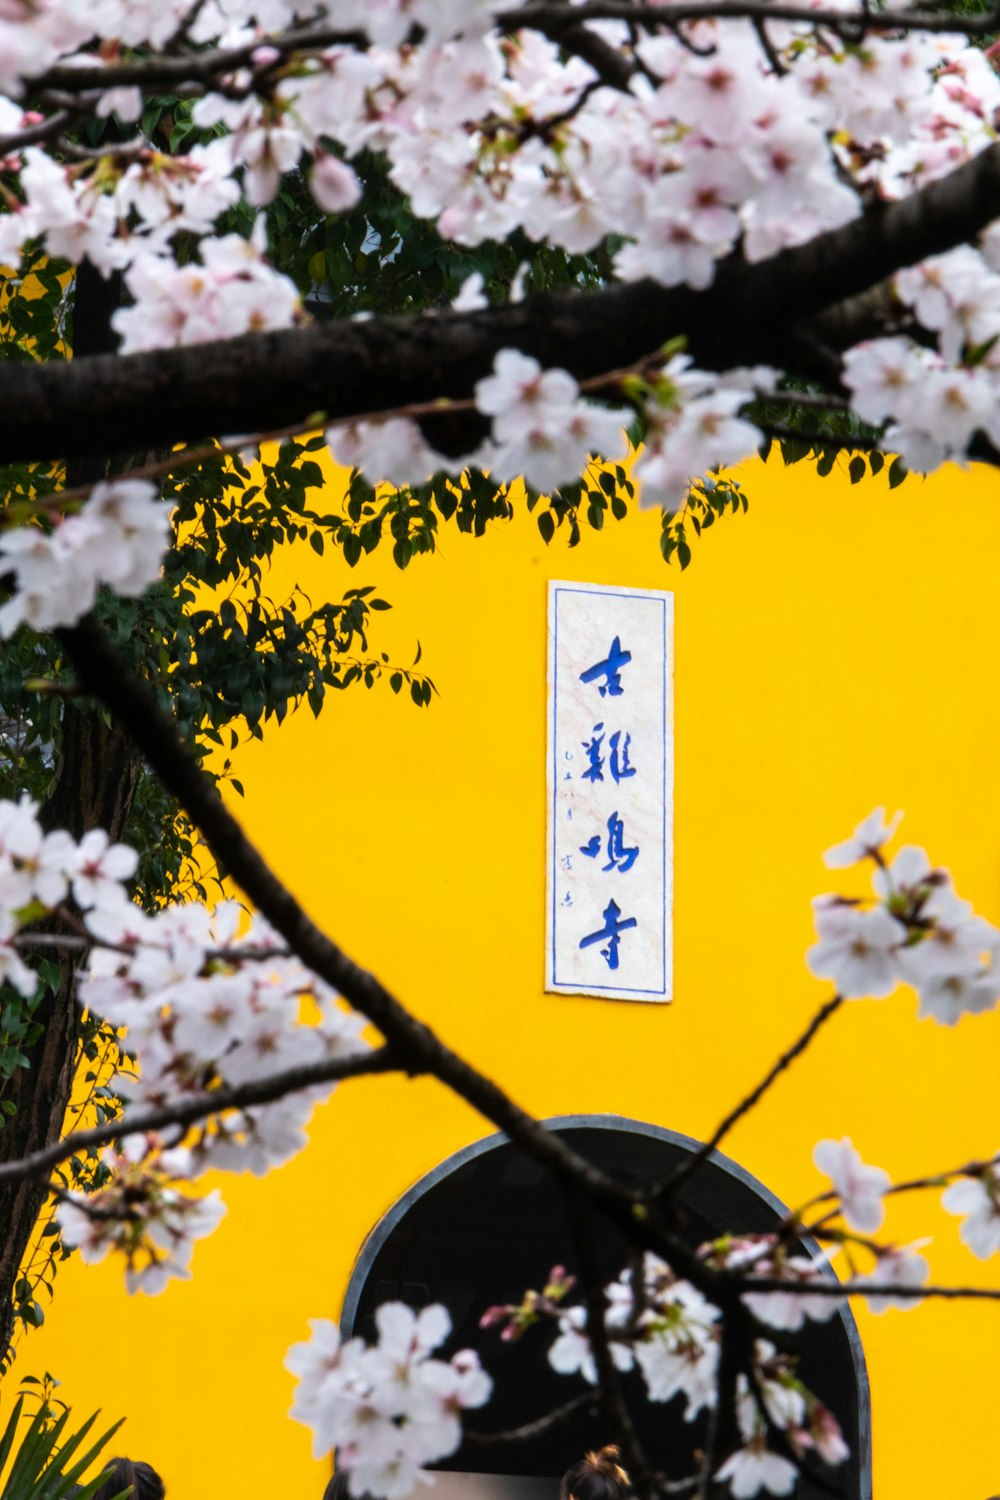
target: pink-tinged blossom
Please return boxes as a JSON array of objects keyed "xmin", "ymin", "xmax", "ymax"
[
  {"xmin": 112, "ymin": 236, "xmax": 300, "ymax": 353},
  {"xmin": 0, "ymin": 478, "xmax": 170, "ymax": 638},
  {"xmin": 823, "ymin": 808, "xmax": 901, "ymax": 869},
  {"xmin": 841, "ymin": 338, "xmax": 927, "ymax": 428},
  {"xmin": 474, "ymin": 349, "xmax": 578, "ymax": 437},
  {"xmin": 813, "ymin": 1137, "xmax": 890, "ymax": 1232},
  {"xmin": 724, "ymin": 1238, "xmax": 841, "ymax": 1331},
  {"xmin": 855, "ymin": 1245, "xmax": 930, "ymax": 1313},
  {"xmin": 71, "ymin": 828, "xmax": 139, "ymax": 911},
  {"xmin": 57, "ymin": 1147, "xmax": 226, "ymax": 1296},
  {"xmin": 806, "ymin": 900, "xmax": 906, "ymax": 999},
  {"xmin": 942, "ymin": 1168, "xmax": 1000, "ymax": 1259},
  {"xmin": 474, "ymin": 349, "xmax": 627, "ymax": 492},
  {"xmin": 801, "ymin": 1400, "xmax": 850, "ymax": 1465},
  {"xmin": 285, "ymin": 1303, "xmax": 490, "ymax": 1493},
  {"xmin": 634, "ymin": 387, "xmax": 758, "ymax": 512},
  {"xmin": 743, "ymin": 1270, "xmax": 840, "ymax": 1333},
  {"xmin": 309, "ymin": 151, "xmax": 362, "ymax": 214},
  {"xmin": 326, "ymin": 417, "xmax": 451, "ymax": 488}
]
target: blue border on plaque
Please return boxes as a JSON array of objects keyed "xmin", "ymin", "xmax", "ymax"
[{"xmin": 549, "ymin": 585, "xmax": 669, "ymax": 997}]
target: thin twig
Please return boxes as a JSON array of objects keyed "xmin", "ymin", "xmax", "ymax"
[
  {"xmin": 568, "ymin": 1189, "xmax": 662, "ymax": 1500},
  {"xmin": 0, "ymin": 1045, "xmax": 402, "ymax": 1184},
  {"xmin": 466, "ymin": 1392, "xmax": 597, "ymax": 1445},
  {"xmin": 740, "ymin": 1275, "xmax": 1000, "ymax": 1302},
  {"xmin": 653, "ymin": 995, "xmax": 844, "ymax": 1203}
]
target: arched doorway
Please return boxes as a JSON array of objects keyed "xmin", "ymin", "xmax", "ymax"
[{"xmin": 341, "ymin": 1116, "xmax": 871, "ymax": 1500}]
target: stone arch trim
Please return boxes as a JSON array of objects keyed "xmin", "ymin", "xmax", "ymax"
[{"xmin": 340, "ymin": 1113, "xmax": 872, "ymax": 1500}]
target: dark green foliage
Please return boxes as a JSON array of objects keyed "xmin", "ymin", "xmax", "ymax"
[
  {"xmin": 659, "ymin": 473, "xmax": 748, "ymax": 570},
  {"xmin": 0, "ymin": 1384, "xmax": 124, "ymax": 1500}
]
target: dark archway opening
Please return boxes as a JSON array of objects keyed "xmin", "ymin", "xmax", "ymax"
[{"xmin": 341, "ymin": 1116, "xmax": 871, "ymax": 1500}]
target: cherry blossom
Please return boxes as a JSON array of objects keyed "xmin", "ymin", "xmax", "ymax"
[
  {"xmin": 6, "ymin": 5, "xmax": 1000, "ymax": 1493},
  {"xmin": 0, "ymin": 478, "xmax": 171, "ymax": 638},
  {"xmin": 473, "ymin": 349, "xmax": 627, "ymax": 494},
  {"xmin": 0, "ymin": 0, "xmax": 998, "ymax": 509},
  {"xmin": 823, "ymin": 808, "xmax": 902, "ymax": 870},
  {"xmin": 715, "ymin": 1357, "xmax": 807, "ymax": 1497},
  {"xmin": 715, "ymin": 1444, "xmax": 798, "ymax": 1499},
  {"xmin": 942, "ymin": 1168, "xmax": 1000, "ymax": 1259},
  {"xmin": 285, "ymin": 1304, "xmax": 491, "ymax": 1494},
  {"xmin": 70, "ymin": 828, "xmax": 138, "ymax": 912},
  {"xmin": 855, "ymin": 1245, "xmax": 930, "ymax": 1314},
  {"xmin": 812, "ymin": 1137, "xmax": 890, "ymax": 1233},
  {"xmin": 806, "ymin": 900, "xmax": 905, "ymax": 1000},
  {"xmin": 57, "ymin": 1138, "xmax": 226, "ymax": 1295}
]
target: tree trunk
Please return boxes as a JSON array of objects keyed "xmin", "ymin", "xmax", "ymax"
[
  {"xmin": 0, "ymin": 259, "xmax": 143, "ymax": 1364},
  {"xmin": 0, "ymin": 709, "xmax": 140, "ymax": 1362}
]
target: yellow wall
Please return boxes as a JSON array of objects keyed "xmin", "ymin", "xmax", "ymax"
[{"xmin": 18, "ymin": 451, "xmax": 1000, "ymax": 1500}]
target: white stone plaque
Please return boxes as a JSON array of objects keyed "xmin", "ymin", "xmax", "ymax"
[{"xmin": 546, "ymin": 581, "xmax": 673, "ymax": 1002}]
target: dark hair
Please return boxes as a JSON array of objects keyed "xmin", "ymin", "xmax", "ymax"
[
  {"xmin": 93, "ymin": 1458, "xmax": 165, "ymax": 1500},
  {"xmin": 560, "ymin": 1447, "xmax": 633, "ymax": 1500}
]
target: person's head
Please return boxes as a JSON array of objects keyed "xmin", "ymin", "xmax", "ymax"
[
  {"xmin": 560, "ymin": 1446, "xmax": 633, "ymax": 1500},
  {"xmin": 93, "ymin": 1458, "xmax": 165, "ymax": 1500}
]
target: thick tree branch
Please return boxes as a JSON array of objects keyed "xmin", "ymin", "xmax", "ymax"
[
  {"xmin": 6, "ymin": 141, "xmax": 1000, "ymax": 465},
  {"xmin": 24, "ymin": 24, "xmax": 366, "ymax": 97},
  {"xmin": 51, "ymin": 617, "xmax": 756, "ymax": 1324},
  {"xmin": 516, "ymin": 0, "xmax": 1000, "ymax": 37},
  {"xmin": 55, "ymin": 616, "xmax": 639, "ymax": 1220}
]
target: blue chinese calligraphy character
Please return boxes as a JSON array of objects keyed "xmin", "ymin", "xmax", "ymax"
[
  {"xmin": 579, "ymin": 636, "xmax": 632, "ymax": 698},
  {"xmin": 608, "ymin": 729, "xmax": 636, "ymax": 783},
  {"xmin": 579, "ymin": 898, "xmax": 637, "ymax": 970},
  {"xmin": 581, "ymin": 723, "xmax": 605, "ymax": 782},
  {"xmin": 602, "ymin": 812, "xmax": 639, "ymax": 873},
  {"xmin": 579, "ymin": 835, "xmax": 601, "ymax": 858}
]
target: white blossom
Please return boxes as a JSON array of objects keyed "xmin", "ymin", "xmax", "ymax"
[
  {"xmin": 716, "ymin": 1445, "xmax": 798, "ymax": 1499},
  {"xmin": 806, "ymin": 900, "xmax": 905, "ymax": 999},
  {"xmin": 285, "ymin": 1304, "xmax": 490, "ymax": 1492},
  {"xmin": 855, "ymin": 1245, "xmax": 930, "ymax": 1313},
  {"xmin": 823, "ymin": 808, "xmax": 901, "ymax": 869},
  {"xmin": 812, "ymin": 1137, "xmax": 890, "ymax": 1232},
  {"xmin": 942, "ymin": 1168, "xmax": 1000, "ymax": 1259}
]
